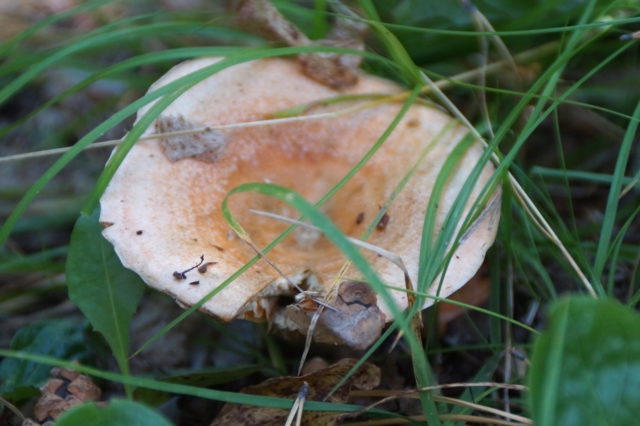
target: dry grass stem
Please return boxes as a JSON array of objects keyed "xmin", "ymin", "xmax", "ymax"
[{"xmin": 350, "ymin": 382, "xmax": 527, "ymax": 419}]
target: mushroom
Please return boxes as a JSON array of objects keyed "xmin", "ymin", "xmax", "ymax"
[{"xmin": 99, "ymin": 57, "xmax": 500, "ymax": 349}]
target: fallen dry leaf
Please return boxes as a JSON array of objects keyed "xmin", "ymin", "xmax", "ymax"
[
  {"xmin": 211, "ymin": 358, "xmax": 380, "ymax": 425},
  {"xmin": 33, "ymin": 367, "xmax": 102, "ymax": 423}
]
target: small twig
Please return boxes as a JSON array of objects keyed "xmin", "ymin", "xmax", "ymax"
[
  {"xmin": 284, "ymin": 382, "xmax": 309, "ymax": 426},
  {"xmin": 348, "ymin": 413, "xmax": 527, "ymax": 426},
  {"xmin": 436, "ymin": 395, "xmax": 531, "ymax": 424},
  {"xmin": 297, "ymin": 307, "xmax": 324, "ymax": 376},
  {"xmin": 172, "ymin": 255, "xmax": 204, "ymax": 280},
  {"xmin": 0, "ymin": 108, "xmax": 366, "ymax": 164}
]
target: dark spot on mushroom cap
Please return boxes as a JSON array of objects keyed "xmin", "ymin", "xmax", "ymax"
[
  {"xmin": 355, "ymin": 212, "xmax": 365, "ymax": 225},
  {"xmin": 136, "ymin": 230, "xmax": 143, "ymax": 235},
  {"xmin": 212, "ymin": 244, "xmax": 225, "ymax": 252},
  {"xmin": 407, "ymin": 118, "xmax": 420, "ymax": 128},
  {"xmin": 376, "ymin": 213, "xmax": 390, "ymax": 230},
  {"xmin": 189, "ymin": 280, "xmax": 200, "ymax": 285}
]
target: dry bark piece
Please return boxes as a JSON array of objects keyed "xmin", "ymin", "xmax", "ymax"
[
  {"xmin": 211, "ymin": 358, "xmax": 380, "ymax": 425},
  {"xmin": 99, "ymin": 56, "xmax": 500, "ymax": 349}
]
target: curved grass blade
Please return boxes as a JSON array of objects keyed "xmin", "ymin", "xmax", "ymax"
[
  {"xmin": 592, "ymin": 99, "xmax": 640, "ymax": 282},
  {"xmin": 0, "ymin": 47, "xmax": 246, "ymax": 139},
  {"xmin": 0, "ymin": 21, "xmax": 224, "ymax": 107}
]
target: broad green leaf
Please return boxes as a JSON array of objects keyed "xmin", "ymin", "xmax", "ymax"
[
  {"xmin": 528, "ymin": 296, "xmax": 640, "ymax": 426},
  {"xmin": 0, "ymin": 320, "xmax": 96, "ymax": 400},
  {"xmin": 56, "ymin": 399, "xmax": 173, "ymax": 426},
  {"xmin": 66, "ymin": 209, "xmax": 145, "ymax": 377}
]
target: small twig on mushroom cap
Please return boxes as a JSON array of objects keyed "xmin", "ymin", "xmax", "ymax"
[{"xmin": 172, "ymin": 255, "xmax": 204, "ymax": 280}]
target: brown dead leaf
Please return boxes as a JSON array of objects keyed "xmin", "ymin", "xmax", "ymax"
[
  {"xmin": 211, "ymin": 358, "xmax": 380, "ymax": 426},
  {"xmin": 33, "ymin": 367, "xmax": 102, "ymax": 422}
]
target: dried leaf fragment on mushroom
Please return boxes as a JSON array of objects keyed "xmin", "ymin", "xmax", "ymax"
[{"xmin": 155, "ymin": 115, "xmax": 228, "ymax": 163}]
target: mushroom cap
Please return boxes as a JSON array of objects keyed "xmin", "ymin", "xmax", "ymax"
[{"xmin": 100, "ymin": 57, "xmax": 500, "ymax": 324}]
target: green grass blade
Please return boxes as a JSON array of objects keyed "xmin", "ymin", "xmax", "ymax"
[
  {"xmin": 0, "ymin": 21, "xmax": 223, "ymax": 107},
  {"xmin": 592, "ymin": 99, "xmax": 640, "ymax": 281},
  {"xmin": 0, "ymin": 0, "xmax": 111, "ymax": 58},
  {"xmin": 0, "ymin": 47, "xmax": 246, "ymax": 139}
]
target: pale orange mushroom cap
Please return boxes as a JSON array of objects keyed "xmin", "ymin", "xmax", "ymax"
[{"xmin": 100, "ymin": 57, "xmax": 500, "ymax": 332}]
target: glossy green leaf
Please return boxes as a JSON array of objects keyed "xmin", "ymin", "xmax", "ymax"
[
  {"xmin": 529, "ymin": 296, "xmax": 640, "ymax": 426},
  {"xmin": 0, "ymin": 320, "xmax": 95, "ymax": 400},
  {"xmin": 66, "ymin": 209, "xmax": 145, "ymax": 377},
  {"xmin": 56, "ymin": 399, "xmax": 173, "ymax": 426}
]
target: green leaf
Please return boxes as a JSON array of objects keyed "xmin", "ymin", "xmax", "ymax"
[
  {"xmin": 528, "ymin": 296, "xmax": 640, "ymax": 426},
  {"xmin": 56, "ymin": 399, "xmax": 173, "ymax": 426},
  {"xmin": 66, "ymin": 209, "xmax": 145, "ymax": 378},
  {"xmin": 0, "ymin": 320, "xmax": 95, "ymax": 400}
]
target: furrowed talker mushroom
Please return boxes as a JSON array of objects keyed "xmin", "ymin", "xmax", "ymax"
[{"xmin": 99, "ymin": 57, "xmax": 500, "ymax": 349}]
